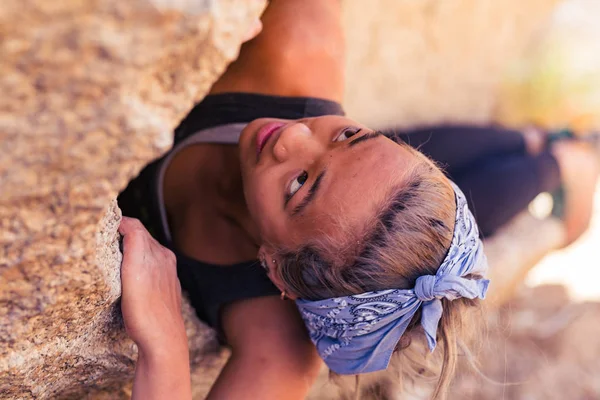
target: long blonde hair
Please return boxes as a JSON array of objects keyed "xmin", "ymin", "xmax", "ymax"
[{"xmin": 274, "ymin": 142, "xmax": 483, "ymax": 398}]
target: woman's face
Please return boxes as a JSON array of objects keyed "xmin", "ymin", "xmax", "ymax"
[{"xmin": 239, "ymin": 115, "xmax": 417, "ymax": 254}]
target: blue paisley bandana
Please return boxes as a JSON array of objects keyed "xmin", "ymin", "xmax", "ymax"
[{"xmin": 295, "ymin": 182, "xmax": 489, "ymax": 375}]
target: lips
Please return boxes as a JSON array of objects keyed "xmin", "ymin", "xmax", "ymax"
[{"xmin": 256, "ymin": 122, "xmax": 285, "ymax": 156}]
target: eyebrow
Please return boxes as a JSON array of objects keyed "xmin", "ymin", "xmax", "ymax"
[
  {"xmin": 348, "ymin": 131, "xmax": 382, "ymax": 147},
  {"xmin": 292, "ymin": 170, "xmax": 326, "ymax": 216}
]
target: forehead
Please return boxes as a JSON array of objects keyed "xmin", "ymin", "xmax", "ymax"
[{"xmin": 290, "ymin": 137, "xmax": 417, "ymax": 244}]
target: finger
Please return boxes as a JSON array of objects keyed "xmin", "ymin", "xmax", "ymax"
[
  {"xmin": 119, "ymin": 218, "xmax": 149, "ymax": 270},
  {"xmin": 119, "ymin": 217, "xmax": 150, "ymax": 255},
  {"xmin": 118, "ymin": 216, "xmax": 145, "ymax": 236},
  {"xmin": 161, "ymin": 247, "xmax": 177, "ymax": 267}
]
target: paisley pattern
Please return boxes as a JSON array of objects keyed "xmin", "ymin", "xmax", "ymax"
[{"xmin": 295, "ymin": 183, "xmax": 490, "ymax": 375}]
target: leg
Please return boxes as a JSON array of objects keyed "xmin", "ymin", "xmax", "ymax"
[
  {"xmin": 210, "ymin": 0, "xmax": 345, "ymax": 102},
  {"xmin": 452, "ymin": 151, "xmax": 561, "ymax": 237},
  {"xmin": 387, "ymin": 125, "xmax": 529, "ymax": 174},
  {"xmin": 551, "ymin": 141, "xmax": 600, "ymax": 245}
]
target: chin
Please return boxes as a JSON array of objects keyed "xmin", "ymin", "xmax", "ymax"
[{"xmin": 238, "ymin": 123, "xmax": 259, "ymax": 172}]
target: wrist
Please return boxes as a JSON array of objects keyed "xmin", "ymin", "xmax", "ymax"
[
  {"xmin": 133, "ymin": 335, "xmax": 192, "ymax": 400},
  {"xmin": 137, "ymin": 338, "xmax": 189, "ymax": 372},
  {"xmin": 136, "ymin": 329, "xmax": 189, "ymax": 361}
]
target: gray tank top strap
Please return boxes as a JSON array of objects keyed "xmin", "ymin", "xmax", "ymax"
[
  {"xmin": 183, "ymin": 123, "xmax": 247, "ymax": 145},
  {"xmin": 156, "ymin": 123, "xmax": 247, "ymax": 242}
]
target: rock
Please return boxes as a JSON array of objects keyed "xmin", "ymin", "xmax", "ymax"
[
  {"xmin": 451, "ymin": 285, "xmax": 600, "ymax": 400},
  {"xmin": 484, "ymin": 213, "xmax": 565, "ymax": 306},
  {"xmin": 0, "ymin": 0, "xmax": 265, "ymax": 398},
  {"xmin": 342, "ymin": 0, "xmax": 560, "ymax": 129}
]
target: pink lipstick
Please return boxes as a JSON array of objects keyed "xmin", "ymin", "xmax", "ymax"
[{"xmin": 256, "ymin": 122, "xmax": 285, "ymax": 156}]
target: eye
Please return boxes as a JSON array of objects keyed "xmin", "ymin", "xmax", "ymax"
[
  {"xmin": 334, "ymin": 127, "xmax": 362, "ymax": 142},
  {"xmin": 288, "ymin": 171, "xmax": 308, "ymax": 197}
]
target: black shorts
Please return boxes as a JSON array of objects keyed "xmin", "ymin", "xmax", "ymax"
[{"xmin": 118, "ymin": 93, "xmax": 345, "ymax": 338}]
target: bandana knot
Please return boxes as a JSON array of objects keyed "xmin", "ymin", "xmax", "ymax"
[
  {"xmin": 414, "ymin": 275, "xmax": 437, "ymax": 302},
  {"xmin": 295, "ymin": 182, "xmax": 490, "ymax": 375}
]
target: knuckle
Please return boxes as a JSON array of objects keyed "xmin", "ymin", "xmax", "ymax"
[{"xmin": 163, "ymin": 248, "xmax": 176, "ymax": 265}]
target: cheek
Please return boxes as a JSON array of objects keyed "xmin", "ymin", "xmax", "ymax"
[{"xmin": 243, "ymin": 170, "xmax": 281, "ymax": 233}]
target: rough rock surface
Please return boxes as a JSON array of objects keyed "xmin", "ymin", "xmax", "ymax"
[{"xmin": 0, "ymin": 0, "xmax": 264, "ymax": 398}]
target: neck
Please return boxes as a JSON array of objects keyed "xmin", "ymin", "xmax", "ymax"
[
  {"xmin": 166, "ymin": 144, "xmax": 261, "ymax": 264},
  {"xmin": 213, "ymin": 162, "xmax": 262, "ymax": 246}
]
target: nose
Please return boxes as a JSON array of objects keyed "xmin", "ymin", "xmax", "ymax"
[{"xmin": 272, "ymin": 122, "xmax": 324, "ymax": 163}]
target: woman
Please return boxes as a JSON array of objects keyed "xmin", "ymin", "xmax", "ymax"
[{"xmin": 118, "ymin": 1, "xmax": 599, "ymax": 399}]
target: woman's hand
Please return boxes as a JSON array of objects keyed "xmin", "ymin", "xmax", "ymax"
[
  {"xmin": 119, "ymin": 216, "xmax": 185, "ymax": 350},
  {"xmin": 119, "ymin": 216, "xmax": 191, "ymax": 400}
]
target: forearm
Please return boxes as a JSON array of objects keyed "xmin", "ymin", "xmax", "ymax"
[
  {"xmin": 118, "ymin": 217, "xmax": 192, "ymax": 399},
  {"xmin": 132, "ymin": 343, "xmax": 192, "ymax": 400}
]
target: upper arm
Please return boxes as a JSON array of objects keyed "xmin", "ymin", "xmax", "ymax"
[
  {"xmin": 209, "ymin": 0, "xmax": 345, "ymax": 102},
  {"xmin": 207, "ymin": 296, "xmax": 322, "ymax": 400}
]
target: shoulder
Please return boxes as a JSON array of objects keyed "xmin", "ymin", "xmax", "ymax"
[{"xmin": 209, "ymin": 0, "xmax": 345, "ymax": 102}]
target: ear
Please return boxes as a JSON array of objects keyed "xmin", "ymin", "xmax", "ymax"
[{"xmin": 258, "ymin": 245, "xmax": 298, "ymax": 300}]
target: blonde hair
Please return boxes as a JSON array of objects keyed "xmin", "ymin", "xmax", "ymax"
[{"xmin": 274, "ymin": 142, "xmax": 482, "ymax": 399}]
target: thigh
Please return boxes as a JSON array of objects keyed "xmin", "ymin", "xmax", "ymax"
[
  {"xmin": 453, "ymin": 151, "xmax": 561, "ymax": 237},
  {"xmin": 209, "ymin": 0, "xmax": 345, "ymax": 102}
]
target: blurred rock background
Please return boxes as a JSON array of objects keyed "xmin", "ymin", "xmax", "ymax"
[
  {"xmin": 2, "ymin": 0, "xmax": 599, "ymax": 398},
  {"xmin": 341, "ymin": 0, "xmax": 600, "ymax": 399}
]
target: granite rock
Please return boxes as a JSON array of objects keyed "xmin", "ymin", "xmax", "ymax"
[{"xmin": 0, "ymin": 0, "xmax": 264, "ymax": 398}]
